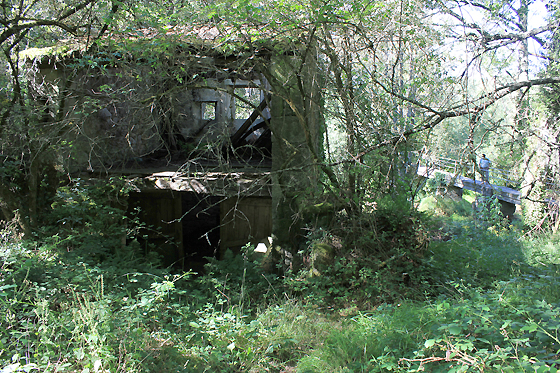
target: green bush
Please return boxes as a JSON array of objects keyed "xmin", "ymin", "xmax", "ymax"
[
  {"xmin": 285, "ymin": 197, "xmax": 433, "ymax": 308},
  {"xmin": 428, "ymin": 223, "xmax": 526, "ymax": 288},
  {"xmin": 39, "ymin": 177, "xmax": 136, "ymax": 264},
  {"xmin": 196, "ymin": 248, "xmax": 280, "ymax": 312},
  {"xmin": 2, "ymin": 175, "xmax": 560, "ymax": 373},
  {"xmin": 297, "ymin": 277, "xmax": 560, "ymax": 373},
  {"xmin": 523, "ymin": 230, "xmax": 560, "ymax": 266},
  {"xmin": 0, "ymin": 203, "xmax": 193, "ymax": 372}
]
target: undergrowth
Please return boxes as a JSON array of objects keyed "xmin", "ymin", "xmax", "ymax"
[{"xmin": 1, "ymin": 183, "xmax": 560, "ymax": 372}]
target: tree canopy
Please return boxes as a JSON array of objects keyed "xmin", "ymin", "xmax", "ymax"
[
  {"xmin": 0, "ymin": 0, "xmax": 559, "ymax": 234},
  {"xmin": 3, "ymin": 2, "xmax": 560, "ymax": 372}
]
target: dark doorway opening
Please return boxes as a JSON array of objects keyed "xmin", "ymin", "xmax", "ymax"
[
  {"xmin": 181, "ymin": 193, "xmax": 221, "ymax": 270},
  {"xmin": 128, "ymin": 190, "xmax": 272, "ymax": 271}
]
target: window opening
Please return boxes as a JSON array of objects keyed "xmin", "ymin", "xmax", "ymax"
[
  {"xmin": 234, "ymin": 87, "xmax": 261, "ymax": 119},
  {"xmin": 202, "ymin": 102, "xmax": 216, "ymax": 120}
]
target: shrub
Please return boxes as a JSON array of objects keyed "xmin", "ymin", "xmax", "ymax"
[
  {"xmin": 286, "ymin": 196, "xmax": 433, "ymax": 308},
  {"xmin": 196, "ymin": 248, "xmax": 280, "ymax": 312},
  {"xmin": 40, "ymin": 177, "xmax": 136, "ymax": 264},
  {"xmin": 0, "ymin": 213, "xmax": 192, "ymax": 372},
  {"xmin": 428, "ymin": 223, "xmax": 526, "ymax": 288}
]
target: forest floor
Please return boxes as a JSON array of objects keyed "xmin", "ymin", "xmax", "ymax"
[{"xmin": 1, "ymin": 191, "xmax": 559, "ymax": 373}]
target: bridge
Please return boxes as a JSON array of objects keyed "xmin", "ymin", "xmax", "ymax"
[{"xmin": 417, "ymin": 156, "xmax": 522, "ymax": 217}]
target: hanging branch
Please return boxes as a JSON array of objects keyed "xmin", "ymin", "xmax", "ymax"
[{"xmin": 322, "ymin": 76, "xmax": 560, "ymax": 168}]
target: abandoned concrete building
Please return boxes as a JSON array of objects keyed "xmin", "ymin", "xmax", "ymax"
[{"xmin": 26, "ymin": 26, "xmax": 323, "ymax": 268}]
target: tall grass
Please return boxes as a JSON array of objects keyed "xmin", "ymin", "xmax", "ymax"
[{"xmin": 1, "ymin": 190, "xmax": 560, "ymax": 372}]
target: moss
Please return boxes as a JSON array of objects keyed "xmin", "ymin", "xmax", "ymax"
[
  {"xmin": 20, "ymin": 24, "xmax": 295, "ymax": 65},
  {"xmin": 19, "ymin": 43, "xmax": 84, "ymax": 61},
  {"xmin": 309, "ymin": 242, "xmax": 334, "ymax": 277}
]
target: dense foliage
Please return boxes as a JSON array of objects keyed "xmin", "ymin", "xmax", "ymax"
[
  {"xmin": 1, "ymin": 0, "xmax": 560, "ymax": 372},
  {"xmin": 1, "ymin": 184, "xmax": 560, "ymax": 372},
  {"xmin": 1, "ymin": 0, "xmax": 558, "ymax": 235}
]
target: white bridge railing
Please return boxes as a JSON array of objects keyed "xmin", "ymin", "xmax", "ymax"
[{"xmin": 424, "ymin": 156, "xmax": 518, "ymax": 188}]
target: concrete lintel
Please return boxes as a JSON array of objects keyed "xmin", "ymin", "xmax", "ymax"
[{"xmin": 135, "ymin": 172, "xmax": 272, "ymax": 197}]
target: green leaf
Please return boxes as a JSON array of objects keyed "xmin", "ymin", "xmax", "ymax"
[
  {"xmin": 448, "ymin": 325, "xmax": 462, "ymax": 335},
  {"xmin": 520, "ymin": 324, "xmax": 538, "ymax": 333},
  {"xmin": 424, "ymin": 339, "xmax": 436, "ymax": 348}
]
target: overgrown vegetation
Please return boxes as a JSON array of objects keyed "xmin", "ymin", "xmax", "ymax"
[
  {"xmin": 2, "ymin": 0, "xmax": 560, "ymax": 371},
  {"xmin": 1, "ymin": 181, "xmax": 560, "ymax": 372}
]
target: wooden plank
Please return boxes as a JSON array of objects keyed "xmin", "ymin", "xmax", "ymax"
[
  {"xmin": 219, "ymin": 197, "xmax": 272, "ymax": 254},
  {"xmin": 129, "ymin": 191, "xmax": 184, "ymax": 267},
  {"xmin": 230, "ymin": 96, "xmax": 270, "ymax": 146}
]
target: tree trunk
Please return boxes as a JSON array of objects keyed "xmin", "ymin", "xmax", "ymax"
[{"xmin": 515, "ymin": 0, "xmax": 530, "ymax": 140}]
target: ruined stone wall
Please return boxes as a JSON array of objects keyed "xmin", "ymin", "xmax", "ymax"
[
  {"xmin": 29, "ymin": 43, "xmax": 324, "ymax": 257},
  {"xmin": 31, "ymin": 59, "xmax": 240, "ymax": 173}
]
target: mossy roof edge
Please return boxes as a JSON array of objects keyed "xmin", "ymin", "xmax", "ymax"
[{"xmin": 21, "ymin": 24, "xmax": 300, "ymax": 64}]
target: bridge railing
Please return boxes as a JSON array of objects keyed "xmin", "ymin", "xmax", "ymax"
[
  {"xmin": 431, "ymin": 157, "xmax": 462, "ymax": 174},
  {"xmin": 422, "ymin": 155, "xmax": 518, "ymax": 188},
  {"xmin": 489, "ymin": 168, "xmax": 517, "ymax": 188}
]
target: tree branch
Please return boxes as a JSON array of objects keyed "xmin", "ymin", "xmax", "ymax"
[
  {"xmin": 58, "ymin": 0, "xmax": 97, "ymax": 21},
  {"xmin": 0, "ymin": 19, "xmax": 80, "ymax": 47},
  {"xmin": 0, "ymin": 0, "xmax": 97, "ymax": 48},
  {"xmin": 351, "ymin": 76, "xmax": 560, "ymax": 160}
]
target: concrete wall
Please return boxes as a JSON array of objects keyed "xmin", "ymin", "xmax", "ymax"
[
  {"xmin": 30, "ymin": 60, "xmax": 259, "ymax": 173},
  {"xmin": 32, "ymin": 65, "xmax": 164, "ymax": 172},
  {"xmin": 268, "ymin": 49, "xmax": 324, "ymax": 259}
]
